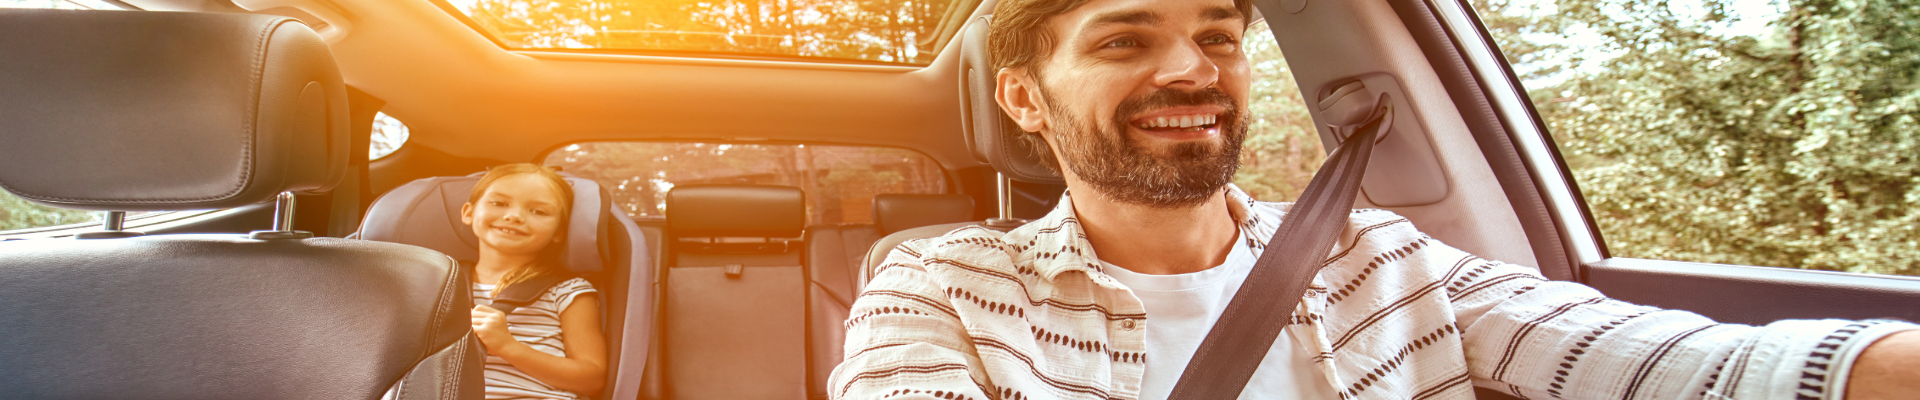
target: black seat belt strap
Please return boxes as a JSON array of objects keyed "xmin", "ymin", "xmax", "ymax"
[
  {"xmin": 487, "ymin": 272, "xmax": 572, "ymax": 315},
  {"xmin": 1167, "ymin": 93, "xmax": 1393, "ymax": 400}
]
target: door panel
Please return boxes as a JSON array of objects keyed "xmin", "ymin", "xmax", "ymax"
[{"xmin": 1585, "ymin": 258, "xmax": 1920, "ymax": 326}]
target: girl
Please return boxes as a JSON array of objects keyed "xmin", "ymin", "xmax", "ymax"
[{"xmin": 464, "ymin": 163, "xmax": 607, "ymax": 399}]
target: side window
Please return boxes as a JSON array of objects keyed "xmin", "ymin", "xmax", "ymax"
[
  {"xmin": 1481, "ymin": 0, "xmax": 1920, "ymax": 276},
  {"xmin": 544, "ymin": 142, "xmax": 947, "ymax": 225},
  {"xmin": 0, "ymin": 0, "xmax": 136, "ymax": 233},
  {"xmin": 1233, "ymin": 19, "xmax": 1325, "ymax": 201},
  {"xmin": 370, "ymin": 111, "xmax": 411, "ymax": 160}
]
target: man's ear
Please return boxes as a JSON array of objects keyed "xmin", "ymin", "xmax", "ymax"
[
  {"xmin": 460, "ymin": 202, "xmax": 475, "ymax": 225},
  {"xmin": 995, "ymin": 67, "xmax": 1049, "ymax": 133}
]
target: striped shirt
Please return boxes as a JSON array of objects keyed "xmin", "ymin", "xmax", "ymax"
[
  {"xmin": 472, "ymin": 277, "xmax": 597, "ymax": 400},
  {"xmin": 829, "ymin": 185, "xmax": 1916, "ymax": 400}
]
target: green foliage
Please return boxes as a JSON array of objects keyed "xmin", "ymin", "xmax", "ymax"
[
  {"xmin": 0, "ymin": 190, "xmax": 97, "ymax": 231},
  {"xmin": 1481, "ymin": 0, "xmax": 1920, "ymax": 275},
  {"xmin": 457, "ymin": 0, "xmax": 964, "ymax": 63},
  {"xmin": 1234, "ymin": 21, "xmax": 1326, "ymax": 202}
]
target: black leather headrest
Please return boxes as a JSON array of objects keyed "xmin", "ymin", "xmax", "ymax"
[
  {"xmin": 356, "ymin": 173, "xmax": 612, "ymax": 273},
  {"xmin": 959, "ymin": 14, "xmax": 1065, "ymax": 184},
  {"xmin": 0, "ymin": 9, "xmax": 349, "ymax": 211},
  {"xmin": 873, "ymin": 194, "xmax": 975, "ymax": 235},
  {"xmin": 667, "ymin": 185, "xmax": 805, "ymax": 238}
]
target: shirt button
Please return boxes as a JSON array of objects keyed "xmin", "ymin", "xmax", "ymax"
[{"xmin": 1121, "ymin": 319, "xmax": 1137, "ymax": 331}]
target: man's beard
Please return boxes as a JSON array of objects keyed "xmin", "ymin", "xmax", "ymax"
[{"xmin": 1040, "ymin": 85, "xmax": 1248, "ymax": 209}]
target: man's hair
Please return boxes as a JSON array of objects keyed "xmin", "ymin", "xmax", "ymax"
[{"xmin": 987, "ymin": 0, "xmax": 1254, "ymax": 173}]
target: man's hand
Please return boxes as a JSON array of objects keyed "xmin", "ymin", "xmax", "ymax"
[
  {"xmin": 1845, "ymin": 330, "xmax": 1920, "ymax": 399},
  {"xmin": 471, "ymin": 305, "xmax": 518, "ymax": 353}
]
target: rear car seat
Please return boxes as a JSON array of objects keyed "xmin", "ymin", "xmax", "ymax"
[
  {"xmin": 0, "ymin": 9, "xmax": 479, "ymax": 398},
  {"xmin": 663, "ymin": 185, "xmax": 811, "ymax": 399},
  {"xmin": 355, "ymin": 172, "xmax": 656, "ymax": 400},
  {"xmin": 803, "ymin": 194, "xmax": 973, "ymax": 399}
]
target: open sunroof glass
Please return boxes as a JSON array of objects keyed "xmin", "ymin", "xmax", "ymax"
[{"xmin": 441, "ymin": 0, "xmax": 977, "ymax": 65}]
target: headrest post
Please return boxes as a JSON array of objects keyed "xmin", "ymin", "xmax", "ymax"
[
  {"xmin": 248, "ymin": 191, "xmax": 313, "ymax": 240},
  {"xmin": 102, "ymin": 211, "xmax": 126, "ymax": 231},
  {"xmin": 272, "ymin": 191, "xmax": 296, "ymax": 231},
  {"xmin": 996, "ymin": 173, "xmax": 1013, "ymax": 221},
  {"xmin": 985, "ymin": 173, "xmax": 1026, "ymax": 229}
]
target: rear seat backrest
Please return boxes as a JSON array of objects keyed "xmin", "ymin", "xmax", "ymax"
[
  {"xmin": 804, "ymin": 194, "xmax": 973, "ymax": 399},
  {"xmin": 664, "ymin": 185, "xmax": 809, "ymax": 399},
  {"xmin": 356, "ymin": 172, "xmax": 657, "ymax": 400}
]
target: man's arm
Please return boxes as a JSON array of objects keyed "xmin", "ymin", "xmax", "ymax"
[
  {"xmin": 1432, "ymin": 241, "xmax": 1919, "ymax": 400},
  {"xmin": 828, "ymin": 240, "xmax": 993, "ymax": 400},
  {"xmin": 1841, "ymin": 330, "xmax": 1920, "ymax": 399}
]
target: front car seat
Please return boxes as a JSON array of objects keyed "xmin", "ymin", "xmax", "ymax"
[
  {"xmin": 0, "ymin": 9, "xmax": 480, "ymax": 399},
  {"xmin": 355, "ymin": 172, "xmax": 656, "ymax": 400}
]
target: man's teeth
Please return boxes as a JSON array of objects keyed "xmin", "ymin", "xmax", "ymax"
[{"xmin": 1140, "ymin": 114, "xmax": 1218, "ymax": 129}]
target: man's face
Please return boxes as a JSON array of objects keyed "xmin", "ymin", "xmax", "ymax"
[{"xmin": 1008, "ymin": 0, "xmax": 1252, "ymax": 208}]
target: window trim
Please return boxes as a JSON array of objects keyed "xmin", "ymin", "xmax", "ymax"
[
  {"xmin": 1422, "ymin": 0, "xmax": 1606, "ymax": 266},
  {"xmin": 0, "ymin": 207, "xmax": 248, "ymax": 239}
]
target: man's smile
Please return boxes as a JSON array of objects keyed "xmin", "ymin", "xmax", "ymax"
[{"xmin": 1128, "ymin": 105, "xmax": 1227, "ymax": 140}]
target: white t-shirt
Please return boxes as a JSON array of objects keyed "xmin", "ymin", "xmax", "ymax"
[{"xmin": 1101, "ymin": 232, "xmax": 1339, "ymax": 400}]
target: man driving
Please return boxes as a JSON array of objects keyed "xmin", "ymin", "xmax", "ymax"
[{"xmin": 828, "ymin": 0, "xmax": 1920, "ymax": 398}]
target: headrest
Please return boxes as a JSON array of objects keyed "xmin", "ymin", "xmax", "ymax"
[
  {"xmin": 873, "ymin": 194, "xmax": 975, "ymax": 235},
  {"xmin": 667, "ymin": 185, "xmax": 805, "ymax": 238},
  {"xmin": 0, "ymin": 9, "xmax": 349, "ymax": 211},
  {"xmin": 356, "ymin": 173, "xmax": 611, "ymax": 273},
  {"xmin": 959, "ymin": 14, "xmax": 1065, "ymax": 184}
]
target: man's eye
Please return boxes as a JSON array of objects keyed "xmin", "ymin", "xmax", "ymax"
[
  {"xmin": 1104, "ymin": 37, "xmax": 1140, "ymax": 48},
  {"xmin": 1202, "ymin": 34, "xmax": 1236, "ymax": 46}
]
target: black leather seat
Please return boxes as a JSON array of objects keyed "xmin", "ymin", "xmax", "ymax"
[
  {"xmin": 803, "ymin": 194, "xmax": 973, "ymax": 399},
  {"xmin": 660, "ymin": 184, "xmax": 810, "ymax": 399},
  {"xmin": 355, "ymin": 172, "xmax": 658, "ymax": 400},
  {"xmin": 0, "ymin": 9, "xmax": 479, "ymax": 399}
]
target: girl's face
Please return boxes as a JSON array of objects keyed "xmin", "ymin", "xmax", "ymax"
[{"xmin": 461, "ymin": 174, "xmax": 566, "ymax": 256}]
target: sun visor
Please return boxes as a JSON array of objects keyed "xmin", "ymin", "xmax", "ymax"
[{"xmin": 0, "ymin": 9, "xmax": 349, "ymax": 211}]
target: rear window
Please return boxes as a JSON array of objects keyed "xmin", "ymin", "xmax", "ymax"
[{"xmin": 543, "ymin": 142, "xmax": 947, "ymax": 225}]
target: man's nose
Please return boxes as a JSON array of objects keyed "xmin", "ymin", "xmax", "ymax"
[{"xmin": 1152, "ymin": 40, "xmax": 1220, "ymax": 89}]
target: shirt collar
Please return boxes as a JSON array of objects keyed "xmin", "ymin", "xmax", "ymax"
[{"xmin": 1005, "ymin": 184, "xmax": 1274, "ymax": 282}]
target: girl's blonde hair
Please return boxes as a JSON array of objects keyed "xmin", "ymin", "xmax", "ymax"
[{"xmin": 469, "ymin": 163, "xmax": 576, "ymax": 292}]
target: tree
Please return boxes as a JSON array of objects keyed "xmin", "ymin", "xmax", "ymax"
[{"xmin": 1480, "ymin": 0, "xmax": 1920, "ymax": 275}]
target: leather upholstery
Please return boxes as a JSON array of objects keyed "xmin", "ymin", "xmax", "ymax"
[
  {"xmin": 0, "ymin": 236, "xmax": 481, "ymax": 399},
  {"xmin": 873, "ymin": 194, "xmax": 976, "ymax": 235},
  {"xmin": 0, "ymin": 9, "xmax": 479, "ymax": 399},
  {"xmin": 663, "ymin": 185, "xmax": 810, "ymax": 399},
  {"xmin": 355, "ymin": 173, "xmax": 658, "ymax": 400},
  {"xmin": 0, "ymin": 9, "xmax": 350, "ymax": 211},
  {"xmin": 666, "ymin": 185, "xmax": 806, "ymax": 238},
  {"xmin": 802, "ymin": 224, "xmax": 880, "ymax": 399},
  {"xmin": 958, "ymin": 14, "xmax": 1065, "ymax": 184}
]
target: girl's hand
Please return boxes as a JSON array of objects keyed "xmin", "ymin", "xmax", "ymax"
[{"xmin": 471, "ymin": 305, "xmax": 517, "ymax": 352}]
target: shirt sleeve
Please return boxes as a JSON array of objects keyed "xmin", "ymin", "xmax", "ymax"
[
  {"xmin": 828, "ymin": 238, "xmax": 995, "ymax": 400},
  {"xmin": 548, "ymin": 277, "xmax": 598, "ymax": 315},
  {"xmin": 1440, "ymin": 245, "xmax": 1918, "ymax": 400}
]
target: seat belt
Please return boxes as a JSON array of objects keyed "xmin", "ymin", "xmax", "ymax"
[
  {"xmin": 484, "ymin": 270, "xmax": 574, "ymax": 315},
  {"xmin": 1167, "ymin": 93, "xmax": 1394, "ymax": 400}
]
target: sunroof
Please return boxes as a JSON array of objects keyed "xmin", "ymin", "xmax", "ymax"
[{"xmin": 440, "ymin": 0, "xmax": 977, "ymax": 65}]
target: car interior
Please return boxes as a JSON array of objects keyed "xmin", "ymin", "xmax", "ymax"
[{"xmin": 3, "ymin": 0, "xmax": 1919, "ymax": 399}]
